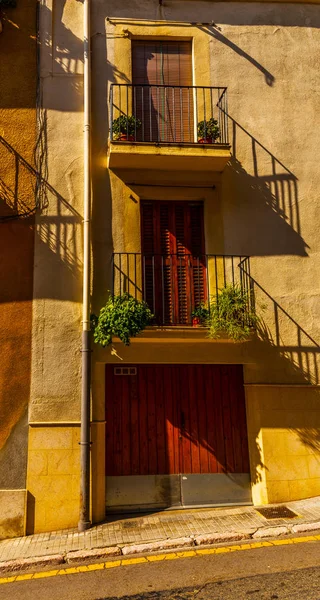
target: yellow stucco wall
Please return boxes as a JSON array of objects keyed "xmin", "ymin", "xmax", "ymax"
[
  {"xmin": 0, "ymin": 0, "xmax": 37, "ymax": 537},
  {"xmin": 27, "ymin": 0, "xmax": 84, "ymax": 531},
  {"xmin": 246, "ymin": 385, "xmax": 320, "ymax": 504},
  {"xmin": 29, "ymin": 0, "xmax": 320, "ymax": 532},
  {"xmin": 27, "ymin": 426, "xmax": 80, "ymax": 533}
]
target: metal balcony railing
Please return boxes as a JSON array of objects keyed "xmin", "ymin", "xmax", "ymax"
[
  {"xmin": 112, "ymin": 253, "xmax": 253, "ymax": 326},
  {"xmin": 109, "ymin": 85, "xmax": 229, "ymax": 145}
]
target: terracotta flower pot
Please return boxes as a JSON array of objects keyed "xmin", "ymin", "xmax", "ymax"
[
  {"xmin": 198, "ymin": 137, "xmax": 213, "ymax": 144},
  {"xmin": 118, "ymin": 133, "xmax": 135, "ymax": 141},
  {"xmin": 192, "ymin": 316, "xmax": 201, "ymax": 327}
]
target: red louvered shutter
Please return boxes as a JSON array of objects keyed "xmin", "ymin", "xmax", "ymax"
[
  {"xmin": 190, "ymin": 203, "xmax": 207, "ymax": 310},
  {"xmin": 132, "ymin": 41, "xmax": 193, "ymax": 143},
  {"xmin": 141, "ymin": 201, "xmax": 206, "ymax": 324},
  {"xmin": 140, "ymin": 203, "xmax": 155, "ymax": 313}
]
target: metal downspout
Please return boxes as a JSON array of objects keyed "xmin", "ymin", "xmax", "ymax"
[{"xmin": 78, "ymin": 0, "xmax": 91, "ymax": 532}]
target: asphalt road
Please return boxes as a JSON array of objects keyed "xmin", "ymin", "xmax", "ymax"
[
  {"xmin": 1, "ymin": 538, "xmax": 320, "ymax": 600},
  {"xmin": 98, "ymin": 566, "xmax": 320, "ymax": 599}
]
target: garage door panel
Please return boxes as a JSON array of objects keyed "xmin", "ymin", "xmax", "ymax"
[
  {"xmin": 130, "ymin": 374, "xmax": 140, "ymax": 476},
  {"xmin": 205, "ymin": 366, "xmax": 218, "ymax": 474},
  {"xmin": 146, "ymin": 366, "xmax": 158, "ymax": 475},
  {"xmin": 196, "ymin": 365, "xmax": 209, "ymax": 474},
  {"xmin": 221, "ymin": 366, "xmax": 235, "ymax": 473},
  {"xmin": 137, "ymin": 366, "xmax": 148, "ymax": 475},
  {"xmin": 188, "ymin": 365, "xmax": 201, "ymax": 474},
  {"xmin": 171, "ymin": 366, "xmax": 180, "ymax": 474},
  {"xmin": 211, "ymin": 367, "xmax": 226, "ymax": 474},
  {"xmin": 229, "ymin": 366, "xmax": 244, "ymax": 473},
  {"xmin": 179, "ymin": 365, "xmax": 192, "ymax": 474},
  {"xmin": 155, "ymin": 365, "xmax": 166, "ymax": 474},
  {"xmin": 121, "ymin": 375, "xmax": 131, "ymax": 476},
  {"xmin": 105, "ymin": 364, "xmax": 251, "ymax": 509}
]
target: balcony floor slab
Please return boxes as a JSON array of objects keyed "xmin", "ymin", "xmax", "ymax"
[{"xmin": 108, "ymin": 141, "xmax": 231, "ymax": 185}]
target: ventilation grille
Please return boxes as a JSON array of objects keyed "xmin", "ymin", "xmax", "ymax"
[
  {"xmin": 114, "ymin": 367, "xmax": 137, "ymax": 376},
  {"xmin": 256, "ymin": 506, "xmax": 298, "ymax": 520}
]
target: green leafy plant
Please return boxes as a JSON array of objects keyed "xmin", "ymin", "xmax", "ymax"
[
  {"xmin": 191, "ymin": 303, "xmax": 209, "ymax": 324},
  {"xmin": 112, "ymin": 115, "xmax": 141, "ymax": 140},
  {"xmin": 93, "ymin": 293, "xmax": 153, "ymax": 347},
  {"xmin": 208, "ymin": 284, "xmax": 258, "ymax": 341},
  {"xmin": 197, "ymin": 117, "xmax": 220, "ymax": 142}
]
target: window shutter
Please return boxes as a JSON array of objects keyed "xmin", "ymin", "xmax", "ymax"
[
  {"xmin": 141, "ymin": 201, "xmax": 206, "ymax": 324},
  {"xmin": 132, "ymin": 41, "xmax": 193, "ymax": 143}
]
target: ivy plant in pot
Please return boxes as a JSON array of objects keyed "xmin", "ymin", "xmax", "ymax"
[
  {"xmin": 197, "ymin": 117, "xmax": 220, "ymax": 144},
  {"xmin": 112, "ymin": 115, "xmax": 141, "ymax": 141},
  {"xmin": 92, "ymin": 293, "xmax": 153, "ymax": 347},
  {"xmin": 191, "ymin": 303, "xmax": 209, "ymax": 327},
  {"xmin": 208, "ymin": 284, "xmax": 259, "ymax": 341}
]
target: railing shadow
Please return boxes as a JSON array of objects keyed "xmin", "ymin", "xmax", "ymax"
[
  {"xmin": 199, "ymin": 24, "xmax": 275, "ymax": 87},
  {"xmin": 0, "ymin": 135, "xmax": 38, "ymax": 220},
  {"xmin": 0, "ymin": 134, "xmax": 82, "ymax": 299},
  {"xmin": 240, "ymin": 256, "xmax": 319, "ymax": 384},
  {"xmin": 238, "ymin": 259, "xmax": 320, "ymax": 485},
  {"xmin": 221, "ymin": 115, "xmax": 308, "ymax": 257}
]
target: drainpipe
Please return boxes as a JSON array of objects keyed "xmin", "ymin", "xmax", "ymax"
[{"xmin": 78, "ymin": 0, "xmax": 92, "ymax": 532}]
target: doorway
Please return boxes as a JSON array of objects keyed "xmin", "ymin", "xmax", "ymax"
[
  {"xmin": 132, "ymin": 40, "xmax": 194, "ymax": 143},
  {"xmin": 140, "ymin": 200, "xmax": 207, "ymax": 325},
  {"xmin": 105, "ymin": 364, "xmax": 251, "ymax": 511}
]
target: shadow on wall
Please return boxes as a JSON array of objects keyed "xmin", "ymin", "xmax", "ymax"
[
  {"xmin": 0, "ymin": 0, "xmax": 37, "ymax": 110},
  {"xmin": 199, "ymin": 24, "xmax": 275, "ymax": 87},
  {"xmin": 296, "ymin": 428, "xmax": 320, "ymax": 454},
  {"xmin": 239, "ymin": 259, "xmax": 320, "ymax": 486},
  {"xmin": 0, "ymin": 133, "xmax": 82, "ymax": 301},
  {"xmin": 240, "ymin": 256, "xmax": 319, "ymax": 383},
  {"xmin": 90, "ymin": 9, "xmax": 133, "ymax": 312},
  {"xmin": 0, "ymin": 1, "xmax": 82, "ymax": 109},
  {"xmin": 0, "ymin": 133, "xmax": 42, "ymax": 220},
  {"xmin": 221, "ymin": 117, "xmax": 308, "ymax": 258}
]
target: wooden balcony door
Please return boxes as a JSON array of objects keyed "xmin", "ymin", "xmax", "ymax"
[
  {"xmin": 132, "ymin": 40, "xmax": 193, "ymax": 142},
  {"xmin": 141, "ymin": 200, "xmax": 207, "ymax": 324}
]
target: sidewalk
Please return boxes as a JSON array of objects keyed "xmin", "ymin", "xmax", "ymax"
[{"xmin": 0, "ymin": 496, "xmax": 320, "ymax": 571}]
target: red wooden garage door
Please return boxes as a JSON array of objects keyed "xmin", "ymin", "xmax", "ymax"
[{"xmin": 105, "ymin": 365, "xmax": 249, "ymax": 477}]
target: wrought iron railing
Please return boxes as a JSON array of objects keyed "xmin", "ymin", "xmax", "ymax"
[
  {"xmin": 112, "ymin": 253, "xmax": 253, "ymax": 326},
  {"xmin": 109, "ymin": 85, "xmax": 229, "ymax": 145}
]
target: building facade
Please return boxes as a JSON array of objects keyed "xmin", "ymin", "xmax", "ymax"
[
  {"xmin": 0, "ymin": 0, "xmax": 37, "ymax": 538},
  {"xmin": 1, "ymin": 0, "xmax": 320, "ymax": 536}
]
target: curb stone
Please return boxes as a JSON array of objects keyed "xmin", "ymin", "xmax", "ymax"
[
  {"xmin": 195, "ymin": 532, "xmax": 251, "ymax": 545},
  {"xmin": 66, "ymin": 547, "xmax": 121, "ymax": 563},
  {"xmin": 252, "ymin": 526, "xmax": 289, "ymax": 539},
  {"xmin": 291, "ymin": 522, "xmax": 320, "ymax": 534},
  {"xmin": 1, "ymin": 520, "xmax": 320, "ymax": 574},
  {"xmin": 122, "ymin": 537, "xmax": 193, "ymax": 556},
  {"xmin": 0, "ymin": 554, "xmax": 65, "ymax": 573}
]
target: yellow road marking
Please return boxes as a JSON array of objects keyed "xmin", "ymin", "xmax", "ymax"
[
  {"xmin": 121, "ymin": 557, "xmax": 148, "ymax": 566},
  {"xmin": 0, "ymin": 534, "xmax": 319, "ymax": 586}
]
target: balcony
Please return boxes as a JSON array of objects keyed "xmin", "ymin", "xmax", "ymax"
[
  {"xmin": 112, "ymin": 253, "xmax": 253, "ymax": 328},
  {"xmin": 107, "ymin": 85, "xmax": 231, "ymax": 186}
]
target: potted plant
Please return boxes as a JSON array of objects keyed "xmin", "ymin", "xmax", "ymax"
[
  {"xmin": 197, "ymin": 117, "xmax": 220, "ymax": 144},
  {"xmin": 112, "ymin": 115, "xmax": 141, "ymax": 141},
  {"xmin": 92, "ymin": 293, "xmax": 153, "ymax": 347},
  {"xmin": 191, "ymin": 303, "xmax": 209, "ymax": 327},
  {"xmin": 208, "ymin": 284, "xmax": 259, "ymax": 341}
]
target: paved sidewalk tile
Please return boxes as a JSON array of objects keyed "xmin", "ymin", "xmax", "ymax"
[{"xmin": 0, "ymin": 496, "xmax": 319, "ymax": 563}]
